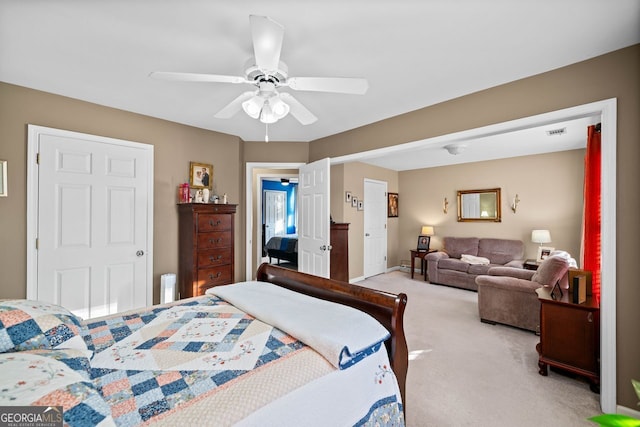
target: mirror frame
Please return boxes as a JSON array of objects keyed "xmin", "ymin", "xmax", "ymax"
[{"xmin": 457, "ymin": 188, "xmax": 501, "ymax": 222}]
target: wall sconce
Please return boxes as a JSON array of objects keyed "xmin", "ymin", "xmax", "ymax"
[
  {"xmin": 511, "ymin": 194, "xmax": 520, "ymax": 213},
  {"xmin": 443, "ymin": 197, "xmax": 449, "ymax": 214}
]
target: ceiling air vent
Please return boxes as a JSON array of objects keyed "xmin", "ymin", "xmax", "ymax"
[{"xmin": 546, "ymin": 127, "xmax": 567, "ymax": 136}]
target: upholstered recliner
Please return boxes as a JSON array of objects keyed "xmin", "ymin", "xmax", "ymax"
[{"xmin": 475, "ymin": 255, "xmax": 570, "ymax": 332}]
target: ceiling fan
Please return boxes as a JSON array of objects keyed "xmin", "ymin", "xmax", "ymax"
[{"xmin": 150, "ymin": 15, "xmax": 369, "ymax": 126}]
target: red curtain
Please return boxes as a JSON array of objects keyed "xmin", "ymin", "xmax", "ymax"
[{"xmin": 583, "ymin": 124, "xmax": 601, "ymax": 303}]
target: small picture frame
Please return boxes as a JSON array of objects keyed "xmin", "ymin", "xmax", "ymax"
[
  {"xmin": 417, "ymin": 235, "xmax": 431, "ymax": 251},
  {"xmin": 345, "ymin": 191, "xmax": 352, "ymax": 203},
  {"xmin": 351, "ymin": 196, "xmax": 358, "ymax": 208},
  {"xmin": 189, "ymin": 162, "xmax": 213, "ymax": 189},
  {"xmin": 0, "ymin": 160, "xmax": 7, "ymax": 197},
  {"xmin": 357, "ymin": 200, "xmax": 364, "ymax": 211},
  {"xmin": 388, "ymin": 192, "xmax": 398, "ymax": 217},
  {"xmin": 536, "ymin": 246, "xmax": 555, "ymax": 263}
]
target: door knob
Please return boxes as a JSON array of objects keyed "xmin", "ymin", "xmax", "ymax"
[
  {"xmin": 320, "ymin": 245, "xmax": 327, "ymax": 251},
  {"xmin": 365, "ymin": 233, "xmax": 370, "ymax": 237},
  {"xmin": 136, "ymin": 250, "xmax": 144, "ymax": 257}
]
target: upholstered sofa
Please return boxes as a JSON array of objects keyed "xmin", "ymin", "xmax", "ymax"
[
  {"xmin": 475, "ymin": 255, "xmax": 570, "ymax": 332},
  {"xmin": 425, "ymin": 237, "xmax": 525, "ymax": 291}
]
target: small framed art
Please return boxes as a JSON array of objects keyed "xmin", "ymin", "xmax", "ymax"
[
  {"xmin": 417, "ymin": 235, "xmax": 431, "ymax": 251},
  {"xmin": 189, "ymin": 162, "xmax": 213, "ymax": 189},
  {"xmin": 536, "ymin": 246, "xmax": 554, "ymax": 263},
  {"xmin": 352, "ymin": 196, "xmax": 358, "ymax": 208},
  {"xmin": 357, "ymin": 200, "xmax": 364, "ymax": 211},
  {"xmin": 388, "ymin": 192, "xmax": 398, "ymax": 217},
  {"xmin": 345, "ymin": 191, "xmax": 352, "ymax": 203}
]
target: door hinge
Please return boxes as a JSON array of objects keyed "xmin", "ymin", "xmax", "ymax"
[
  {"xmin": 36, "ymin": 153, "xmax": 40, "ymax": 164},
  {"xmin": 35, "ymin": 238, "xmax": 39, "ymax": 250}
]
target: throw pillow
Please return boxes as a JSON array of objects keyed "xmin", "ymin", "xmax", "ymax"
[
  {"xmin": 0, "ymin": 300, "xmax": 88, "ymax": 353},
  {"xmin": 532, "ymin": 255, "xmax": 569, "ymax": 287}
]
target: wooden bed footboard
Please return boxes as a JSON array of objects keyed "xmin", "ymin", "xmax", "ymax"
[{"xmin": 255, "ymin": 263, "xmax": 408, "ymax": 407}]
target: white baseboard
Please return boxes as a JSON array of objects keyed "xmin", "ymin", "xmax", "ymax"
[
  {"xmin": 349, "ymin": 275, "xmax": 365, "ymax": 284},
  {"xmin": 617, "ymin": 404, "xmax": 640, "ymax": 419}
]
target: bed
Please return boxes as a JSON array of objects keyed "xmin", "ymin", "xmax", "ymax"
[
  {"xmin": 264, "ymin": 235, "xmax": 298, "ymax": 265},
  {"xmin": 0, "ymin": 263, "xmax": 408, "ymax": 426}
]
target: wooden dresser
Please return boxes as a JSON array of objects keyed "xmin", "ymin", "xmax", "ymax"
[
  {"xmin": 178, "ymin": 203, "xmax": 237, "ymax": 298},
  {"xmin": 330, "ymin": 222, "xmax": 349, "ymax": 282}
]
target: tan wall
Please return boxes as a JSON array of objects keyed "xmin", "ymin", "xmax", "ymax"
[
  {"xmin": 399, "ymin": 150, "xmax": 585, "ymax": 261},
  {"xmin": 332, "ymin": 162, "xmax": 399, "ymax": 279},
  {"xmin": 0, "ymin": 82, "xmax": 243, "ymax": 303},
  {"xmin": 243, "ymin": 140, "xmax": 309, "ymax": 163},
  {"xmin": 310, "ymin": 44, "xmax": 640, "ymax": 409}
]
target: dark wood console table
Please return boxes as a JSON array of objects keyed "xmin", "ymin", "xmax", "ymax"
[
  {"xmin": 535, "ymin": 286, "xmax": 600, "ymax": 392},
  {"xmin": 410, "ymin": 249, "xmax": 435, "ymax": 279}
]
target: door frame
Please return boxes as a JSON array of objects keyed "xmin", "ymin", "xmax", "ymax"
[
  {"xmin": 245, "ymin": 162, "xmax": 304, "ymax": 279},
  {"xmin": 26, "ymin": 125, "xmax": 155, "ymax": 307},
  {"xmin": 331, "ymin": 98, "xmax": 617, "ymax": 413}
]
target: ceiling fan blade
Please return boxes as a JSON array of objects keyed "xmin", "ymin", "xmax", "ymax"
[
  {"xmin": 250, "ymin": 15, "xmax": 284, "ymax": 73},
  {"xmin": 279, "ymin": 93, "xmax": 317, "ymax": 125},
  {"xmin": 287, "ymin": 77, "xmax": 369, "ymax": 95},
  {"xmin": 149, "ymin": 71, "xmax": 247, "ymax": 84},
  {"xmin": 214, "ymin": 91, "xmax": 255, "ymax": 119}
]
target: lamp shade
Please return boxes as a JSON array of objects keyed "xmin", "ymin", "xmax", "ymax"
[
  {"xmin": 531, "ymin": 229, "xmax": 551, "ymax": 244},
  {"xmin": 421, "ymin": 226, "xmax": 434, "ymax": 236}
]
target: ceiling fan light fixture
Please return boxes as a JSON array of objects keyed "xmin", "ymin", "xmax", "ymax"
[
  {"xmin": 242, "ymin": 96, "xmax": 264, "ymax": 119},
  {"xmin": 444, "ymin": 143, "xmax": 467, "ymax": 155},
  {"xmin": 258, "ymin": 98, "xmax": 290, "ymax": 124}
]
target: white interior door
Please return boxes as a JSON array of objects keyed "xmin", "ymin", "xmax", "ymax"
[
  {"xmin": 298, "ymin": 158, "xmax": 330, "ymax": 277},
  {"xmin": 264, "ymin": 189, "xmax": 286, "ymax": 243},
  {"xmin": 363, "ymin": 179, "xmax": 387, "ymax": 277},
  {"xmin": 27, "ymin": 125, "xmax": 153, "ymax": 319}
]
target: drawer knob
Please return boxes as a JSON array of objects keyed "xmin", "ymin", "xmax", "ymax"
[
  {"xmin": 209, "ymin": 255, "xmax": 223, "ymax": 262},
  {"xmin": 208, "ymin": 238, "xmax": 223, "ymax": 244},
  {"xmin": 209, "ymin": 219, "xmax": 222, "ymax": 226},
  {"xmin": 587, "ymin": 312, "xmax": 593, "ymax": 323},
  {"xmin": 209, "ymin": 272, "xmax": 222, "ymax": 280}
]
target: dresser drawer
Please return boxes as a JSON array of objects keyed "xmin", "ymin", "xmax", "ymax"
[
  {"xmin": 197, "ymin": 231, "xmax": 232, "ymax": 249},
  {"xmin": 197, "ymin": 266, "xmax": 232, "ymax": 290},
  {"xmin": 198, "ymin": 214, "xmax": 232, "ymax": 232},
  {"xmin": 197, "ymin": 248, "xmax": 232, "ymax": 268}
]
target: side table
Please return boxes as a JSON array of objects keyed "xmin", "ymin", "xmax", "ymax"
[
  {"xmin": 524, "ymin": 259, "xmax": 540, "ymax": 270},
  {"xmin": 410, "ymin": 249, "xmax": 435, "ymax": 279}
]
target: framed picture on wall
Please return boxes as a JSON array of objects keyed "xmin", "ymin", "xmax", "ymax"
[
  {"xmin": 352, "ymin": 196, "xmax": 358, "ymax": 208},
  {"xmin": 357, "ymin": 200, "xmax": 364, "ymax": 211},
  {"xmin": 388, "ymin": 192, "xmax": 398, "ymax": 217},
  {"xmin": 345, "ymin": 191, "xmax": 352, "ymax": 203},
  {"xmin": 189, "ymin": 162, "xmax": 213, "ymax": 189}
]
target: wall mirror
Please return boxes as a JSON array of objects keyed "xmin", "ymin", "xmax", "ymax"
[{"xmin": 457, "ymin": 188, "xmax": 501, "ymax": 222}]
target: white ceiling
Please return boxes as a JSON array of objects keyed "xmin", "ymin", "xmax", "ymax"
[{"xmin": 1, "ymin": 1, "xmax": 638, "ymax": 170}]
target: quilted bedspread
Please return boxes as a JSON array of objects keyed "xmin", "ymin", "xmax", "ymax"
[{"xmin": 83, "ymin": 294, "xmax": 404, "ymax": 426}]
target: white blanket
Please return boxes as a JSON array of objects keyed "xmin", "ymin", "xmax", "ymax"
[
  {"xmin": 461, "ymin": 254, "xmax": 491, "ymax": 265},
  {"xmin": 207, "ymin": 281, "xmax": 390, "ymax": 370}
]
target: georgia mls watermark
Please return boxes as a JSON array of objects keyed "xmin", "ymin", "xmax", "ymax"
[{"xmin": 0, "ymin": 406, "xmax": 63, "ymax": 427}]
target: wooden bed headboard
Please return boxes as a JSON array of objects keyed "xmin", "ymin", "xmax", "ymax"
[{"xmin": 255, "ymin": 263, "xmax": 408, "ymax": 407}]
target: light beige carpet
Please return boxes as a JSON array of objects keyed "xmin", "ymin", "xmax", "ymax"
[{"xmin": 356, "ymin": 270, "xmax": 601, "ymax": 427}]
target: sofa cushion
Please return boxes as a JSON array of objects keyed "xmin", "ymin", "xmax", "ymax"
[
  {"xmin": 532, "ymin": 255, "xmax": 570, "ymax": 287},
  {"xmin": 443, "ymin": 237, "xmax": 479, "ymax": 259},
  {"xmin": 438, "ymin": 258, "xmax": 470, "ymax": 272},
  {"xmin": 467, "ymin": 263, "xmax": 495, "ymax": 276},
  {"xmin": 477, "ymin": 238, "xmax": 524, "ymax": 265}
]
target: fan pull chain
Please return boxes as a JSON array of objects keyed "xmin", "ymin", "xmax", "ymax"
[{"xmin": 265, "ymin": 123, "xmax": 269, "ymax": 143}]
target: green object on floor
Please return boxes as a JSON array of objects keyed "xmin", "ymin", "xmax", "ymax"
[{"xmin": 589, "ymin": 380, "xmax": 640, "ymax": 426}]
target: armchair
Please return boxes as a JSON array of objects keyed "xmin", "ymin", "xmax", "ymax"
[{"xmin": 475, "ymin": 255, "xmax": 570, "ymax": 332}]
